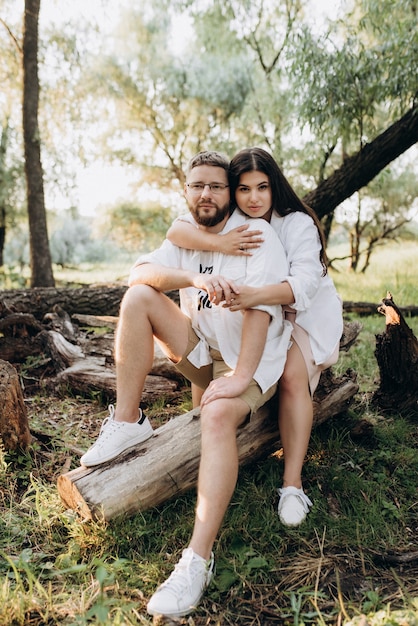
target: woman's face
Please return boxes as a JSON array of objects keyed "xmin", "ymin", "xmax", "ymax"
[{"xmin": 235, "ymin": 170, "xmax": 272, "ymax": 222}]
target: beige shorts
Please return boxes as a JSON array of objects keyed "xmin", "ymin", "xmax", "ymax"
[
  {"xmin": 173, "ymin": 320, "xmax": 277, "ymax": 415},
  {"xmin": 284, "ymin": 308, "xmax": 339, "ymax": 395}
]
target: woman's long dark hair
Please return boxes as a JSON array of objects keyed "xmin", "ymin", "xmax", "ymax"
[{"xmin": 229, "ymin": 147, "xmax": 328, "ymax": 272}]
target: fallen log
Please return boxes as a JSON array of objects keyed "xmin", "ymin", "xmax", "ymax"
[
  {"xmin": 0, "ymin": 285, "xmax": 128, "ymax": 318},
  {"xmin": 57, "ymin": 368, "xmax": 359, "ymax": 520},
  {"xmin": 343, "ymin": 300, "xmax": 418, "ymax": 317},
  {"xmin": 45, "ymin": 317, "xmax": 360, "ymax": 403},
  {"xmin": 1, "ymin": 286, "xmax": 417, "ymax": 319}
]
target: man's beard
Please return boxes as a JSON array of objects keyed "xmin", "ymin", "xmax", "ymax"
[{"xmin": 192, "ymin": 201, "xmax": 231, "ymax": 227}]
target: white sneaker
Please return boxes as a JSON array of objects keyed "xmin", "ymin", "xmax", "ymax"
[
  {"xmin": 80, "ymin": 405, "xmax": 153, "ymax": 467},
  {"xmin": 147, "ymin": 548, "xmax": 214, "ymax": 617},
  {"xmin": 278, "ymin": 486, "xmax": 313, "ymax": 527}
]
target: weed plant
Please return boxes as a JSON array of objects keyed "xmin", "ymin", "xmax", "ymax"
[{"xmin": 0, "ymin": 242, "xmax": 417, "ymax": 625}]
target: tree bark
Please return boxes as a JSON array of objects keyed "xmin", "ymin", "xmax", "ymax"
[
  {"xmin": 57, "ymin": 366, "xmax": 358, "ymax": 521},
  {"xmin": 23, "ymin": 0, "xmax": 55, "ymax": 287},
  {"xmin": 372, "ymin": 293, "xmax": 418, "ymax": 413},
  {"xmin": 0, "ymin": 359, "xmax": 31, "ymax": 451},
  {"xmin": 0, "ymin": 119, "xmax": 10, "ymax": 267},
  {"xmin": 0, "ymin": 286, "xmax": 128, "ymax": 318},
  {"xmin": 303, "ymin": 105, "xmax": 418, "ymax": 219}
]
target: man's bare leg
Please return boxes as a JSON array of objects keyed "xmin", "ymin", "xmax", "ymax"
[
  {"xmin": 113, "ymin": 285, "xmax": 191, "ymax": 423},
  {"xmin": 189, "ymin": 397, "xmax": 249, "ymax": 560},
  {"xmin": 147, "ymin": 396, "xmax": 250, "ymax": 616}
]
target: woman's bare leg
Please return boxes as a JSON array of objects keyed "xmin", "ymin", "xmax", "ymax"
[{"xmin": 278, "ymin": 342, "xmax": 312, "ymax": 488}]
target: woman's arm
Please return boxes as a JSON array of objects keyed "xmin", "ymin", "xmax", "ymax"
[
  {"xmin": 224, "ymin": 281, "xmax": 295, "ymax": 311},
  {"xmin": 167, "ymin": 219, "xmax": 263, "ymax": 256},
  {"xmin": 200, "ymin": 308, "xmax": 271, "ymax": 406}
]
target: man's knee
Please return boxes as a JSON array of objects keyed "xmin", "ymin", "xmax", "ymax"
[
  {"xmin": 200, "ymin": 399, "xmax": 243, "ymax": 435},
  {"xmin": 120, "ymin": 284, "xmax": 160, "ymax": 315}
]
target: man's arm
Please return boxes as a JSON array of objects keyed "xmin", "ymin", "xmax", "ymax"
[
  {"xmin": 129, "ymin": 262, "xmax": 195, "ymax": 291},
  {"xmin": 129, "ymin": 262, "xmax": 239, "ymax": 302},
  {"xmin": 200, "ymin": 308, "xmax": 270, "ymax": 406}
]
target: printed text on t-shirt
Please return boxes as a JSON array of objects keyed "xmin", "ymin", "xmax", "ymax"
[{"xmin": 197, "ymin": 264, "xmax": 213, "ymax": 311}]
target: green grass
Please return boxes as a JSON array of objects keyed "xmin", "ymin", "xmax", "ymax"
[
  {"xmin": 2, "ymin": 401, "xmax": 417, "ymax": 625},
  {"xmin": 0, "ymin": 239, "xmax": 417, "ymax": 625},
  {"xmin": 328, "ymin": 240, "xmax": 418, "ymax": 305}
]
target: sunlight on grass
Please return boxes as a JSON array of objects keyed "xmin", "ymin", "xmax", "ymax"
[
  {"xmin": 53, "ymin": 261, "xmax": 133, "ymax": 287},
  {"xmin": 329, "ymin": 240, "xmax": 418, "ymax": 304}
]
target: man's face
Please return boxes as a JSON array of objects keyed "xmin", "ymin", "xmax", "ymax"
[{"xmin": 184, "ymin": 165, "xmax": 231, "ymax": 229}]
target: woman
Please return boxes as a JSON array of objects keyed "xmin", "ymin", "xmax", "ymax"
[{"xmin": 167, "ymin": 147, "xmax": 343, "ymax": 526}]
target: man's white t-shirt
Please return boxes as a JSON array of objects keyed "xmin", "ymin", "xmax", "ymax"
[{"xmin": 133, "ymin": 210, "xmax": 293, "ymax": 393}]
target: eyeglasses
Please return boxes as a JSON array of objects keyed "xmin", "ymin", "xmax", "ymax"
[{"xmin": 186, "ymin": 182, "xmax": 229, "ymax": 194}]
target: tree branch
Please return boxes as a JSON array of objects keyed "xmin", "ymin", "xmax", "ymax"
[{"xmin": 304, "ymin": 105, "xmax": 418, "ymax": 218}]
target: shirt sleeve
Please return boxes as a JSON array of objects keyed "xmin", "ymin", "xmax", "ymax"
[
  {"xmin": 244, "ymin": 219, "xmax": 289, "ymax": 318},
  {"xmin": 130, "ymin": 239, "xmax": 181, "ymax": 276},
  {"xmin": 278, "ymin": 213, "xmax": 324, "ymax": 311}
]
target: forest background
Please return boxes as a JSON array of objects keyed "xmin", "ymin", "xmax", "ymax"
[
  {"xmin": 0, "ymin": 0, "xmax": 417, "ymax": 288},
  {"xmin": 0, "ymin": 1, "xmax": 417, "ymax": 625}
]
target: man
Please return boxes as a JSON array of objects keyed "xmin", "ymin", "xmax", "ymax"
[{"xmin": 81, "ymin": 151, "xmax": 292, "ymax": 618}]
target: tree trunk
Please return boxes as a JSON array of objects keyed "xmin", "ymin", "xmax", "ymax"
[
  {"xmin": 23, "ymin": 0, "xmax": 55, "ymax": 288},
  {"xmin": 0, "ymin": 286, "xmax": 127, "ymax": 318},
  {"xmin": 0, "ymin": 359, "xmax": 31, "ymax": 451},
  {"xmin": 372, "ymin": 293, "xmax": 418, "ymax": 413},
  {"xmin": 303, "ymin": 105, "xmax": 418, "ymax": 219},
  {"xmin": 57, "ymin": 366, "xmax": 359, "ymax": 521},
  {"xmin": 0, "ymin": 119, "xmax": 10, "ymax": 267}
]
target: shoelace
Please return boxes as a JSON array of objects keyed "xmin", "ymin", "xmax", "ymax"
[
  {"xmin": 95, "ymin": 405, "xmax": 116, "ymax": 439},
  {"xmin": 278, "ymin": 487, "xmax": 313, "ymax": 512},
  {"xmin": 97, "ymin": 405, "xmax": 144, "ymax": 439},
  {"xmin": 160, "ymin": 550, "xmax": 207, "ymax": 595},
  {"xmin": 97, "ymin": 416, "xmax": 111, "ymax": 438}
]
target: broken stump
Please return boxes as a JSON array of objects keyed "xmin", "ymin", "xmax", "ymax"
[
  {"xmin": 0, "ymin": 359, "xmax": 31, "ymax": 451},
  {"xmin": 372, "ymin": 293, "xmax": 418, "ymax": 413}
]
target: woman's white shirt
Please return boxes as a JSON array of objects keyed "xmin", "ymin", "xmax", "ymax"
[{"xmin": 270, "ymin": 211, "xmax": 343, "ymax": 365}]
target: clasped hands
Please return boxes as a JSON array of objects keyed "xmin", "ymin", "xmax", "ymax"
[{"xmin": 193, "ymin": 273, "xmax": 258, "ymax": 311}]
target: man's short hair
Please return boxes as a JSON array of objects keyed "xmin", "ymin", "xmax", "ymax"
[{"xmin": 186, "ymin": 151, "xmax": 229, "ymax": 176}]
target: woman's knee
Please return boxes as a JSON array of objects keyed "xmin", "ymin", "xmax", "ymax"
[{"xmin": 280, "ymin": 360, "xmax": 308, "ymax": 395}]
